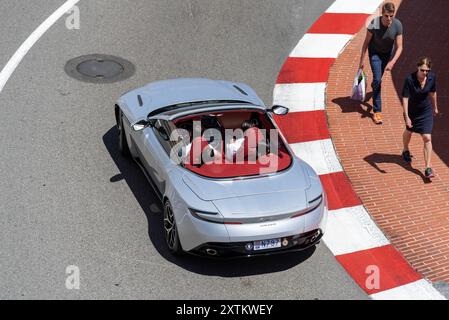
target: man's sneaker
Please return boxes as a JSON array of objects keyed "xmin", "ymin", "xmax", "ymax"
[
  {"xmin": 402, "ymin": 150, "xmax": 412, "ymax": 163},
  {"xmin": 425, "ymin": 167, "xmax": 435, "ymax": 179},
  {"xmin": 373, "ymin": 112, "xmax": 383, "ymax": 124}
]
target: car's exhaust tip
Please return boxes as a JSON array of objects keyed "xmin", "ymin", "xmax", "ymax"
[
  {"xmin": 308, "ymin": 230, "xmax": 322, "ymax": 244},
  {"xmin": 206, "ymin": 248, "xmax": 218, "ymax": 256}
]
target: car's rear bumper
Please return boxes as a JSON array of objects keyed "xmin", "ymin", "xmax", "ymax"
[
  {"xmin": 177, "ymin": 198, "xmax": 327, "ymax": 252},
  {"xmin": 188, "ymin": 229, "xmax": 323, "ymax": 258}
]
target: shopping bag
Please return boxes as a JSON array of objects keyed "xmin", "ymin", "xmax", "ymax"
[{"xmin": 351, "ymin": 69, "xmax": 367, "ymax": 101}]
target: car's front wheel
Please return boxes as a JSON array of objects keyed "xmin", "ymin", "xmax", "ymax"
[
  {"xmin": 163, "ymin": 200, "xmax": 183, "ymax": 255},
  {"xmin": 117, "ymin": 110, "xmax": 131, "ymax": 157}
]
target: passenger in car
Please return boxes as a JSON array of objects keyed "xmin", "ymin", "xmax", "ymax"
[
  {"xmin": 224, "ymin": 132, "xmax": 245, "ymax": 163},
  {"xmin": 238, "ymin": 119, "xmax": 265, "ymax": 162}
]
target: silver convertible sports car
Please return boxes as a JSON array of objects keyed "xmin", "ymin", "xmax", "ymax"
[{"xmin": 114, "ymin": 78, "xmax": 327, "ymax": 257}]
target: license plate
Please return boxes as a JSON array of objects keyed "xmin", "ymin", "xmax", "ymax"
[{"xmin": 253, "ymin": 238, "xmax": 281, "ymax": 251}]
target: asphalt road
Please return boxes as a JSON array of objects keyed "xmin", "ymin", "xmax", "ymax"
[{"xmin": 0, "ymin": 0, "xmax": 368, "ymax": 299}]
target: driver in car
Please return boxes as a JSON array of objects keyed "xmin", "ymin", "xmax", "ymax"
[{"xmin": 187, "ymin": 116, "xmax": 224, "ymax": 166}]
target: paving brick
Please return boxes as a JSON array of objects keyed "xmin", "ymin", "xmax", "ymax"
[{"xmin": 326, "ymin": 0, "xmax": 449, "ymax": 282}]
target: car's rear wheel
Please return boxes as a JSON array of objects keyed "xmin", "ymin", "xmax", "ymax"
[
  {"xmin": 163, "ymin": 200, "xmax": 183, "ymax": 255},
  {"xmin": 117, "ymin": 111, "xmax": 131, "ymax": 157}
]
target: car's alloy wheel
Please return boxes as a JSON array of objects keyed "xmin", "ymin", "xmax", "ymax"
[
  {"xmin": 163, "ymin": 200, "xmax": 183, "ymax": 255},
  {"xmin": 117, "ymin": 111, "xmax": 130, "ymax": 157}
]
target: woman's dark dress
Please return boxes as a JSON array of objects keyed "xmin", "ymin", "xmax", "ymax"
[{"xmin": 402, "ymin": 71, "xmax": 436, "ymax": 134}]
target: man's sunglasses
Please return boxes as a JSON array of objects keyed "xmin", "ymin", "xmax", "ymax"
[
  {"xmin": 383, "ymin": 14, "xmax": 394, "ymax": 18},
  {"xmin": 420, "ymin": 69, "xmax": 431, "ymax": 73}
]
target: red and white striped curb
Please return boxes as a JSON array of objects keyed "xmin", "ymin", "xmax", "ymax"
[{"xmin": 274, "ymin": 0, "xmax": 445, "ymax": 300}]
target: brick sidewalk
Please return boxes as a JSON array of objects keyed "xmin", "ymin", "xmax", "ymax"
[{"xmin": 326, "ymin": 0, "xmax": 449, "ymax": 283}]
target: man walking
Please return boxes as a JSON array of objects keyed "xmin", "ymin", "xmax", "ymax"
[{"xmin": 359, "ymin": 2, "xmax": 403, "ymax": 124}]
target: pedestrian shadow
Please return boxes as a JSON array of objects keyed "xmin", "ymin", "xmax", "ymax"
[
  {"xmin": 332, "ymin": 92, "xmax": 373, "ymax": 119},
  {"xmin": 103, "ymin": 126, "xmax": 316, "ymax": 277},
  {"xmin": 364, "ymin": 153, "xmax": 431, "ymax": 183}
]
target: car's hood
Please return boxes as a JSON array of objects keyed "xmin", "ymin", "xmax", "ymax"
[{"xmin": 182, "ymin": 159, "xmax": 310, "ymax": 201}]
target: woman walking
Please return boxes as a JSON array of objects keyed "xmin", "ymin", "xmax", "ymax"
[{"xmin": 401, "ymin": 57, "xmax": 439, "ymax": 178}]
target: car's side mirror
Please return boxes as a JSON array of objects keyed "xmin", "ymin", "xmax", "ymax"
[
  {"xmin": 270, "ymin": 105, "xmax": 289, "ymax": 116},
  {"xmin": 132, "ymin": 118, "xmax": 157, "ymax": 131},
  {"xmin": 132, "ymin": 119, "xmax": 150, "ymax": 131}
]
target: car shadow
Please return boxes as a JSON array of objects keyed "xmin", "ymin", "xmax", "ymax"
[
  {"xmin": 103, "ymin": 126, "xmax": 316, "ymax": 277},
  {"xmin": 363, "ymin": 153, "xmax": 431, "ymax": 183},
  {"xmin": 332, "ymin": 93, "xmax": 373, "ymax": 119}
]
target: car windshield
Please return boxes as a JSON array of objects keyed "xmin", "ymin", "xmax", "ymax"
[
  {"xmin": 148, "ymin": 100, "xmax": 251, "ymax": 118},
  {"xmin": 170, "ymin": 109, "xmax": 292, "ymax": 179}
]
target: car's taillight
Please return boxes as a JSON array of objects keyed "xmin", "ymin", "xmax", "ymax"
[
  {"xmin": 290, "ymin": 195, "xmax": 323, "ymax": 219},
  {"xmin": 189, "ymin": 208, "xmax": 243, "ymax": 224},
  {"xmin": 189, "ymin": 208, "xmax": 226, "ymax": 224}
]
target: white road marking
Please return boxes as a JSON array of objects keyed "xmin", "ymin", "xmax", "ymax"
[
  {"xmin": 0, "ymin": 0, "xmax": 80, "ymax": 94},
  {"xmin": 290, "ymin": 139, "xmax": 343, "ymax": 175},
  {"xmin": 322, "ymin": 205, "xmax": 390, "ymax": 256},
  {"xmin": 326, "ymin": 0, "xmax": 383, "ymax": 14},
  {"xmin": 290, "ymin": 33, "xmax": 353, "ymax": 58},
  {"xmin": 273, "ymin": 83, "xmax": 326, "ymax": 112},
  {"xmin": 370, "ymin": 279, "xmax": 446, "ymax": 300}
]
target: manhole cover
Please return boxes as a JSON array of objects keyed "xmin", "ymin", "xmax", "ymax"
[{"xmin": 65, "ymin": 54, "xmax": 135, "ymax": 83}]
